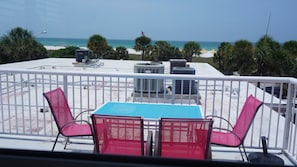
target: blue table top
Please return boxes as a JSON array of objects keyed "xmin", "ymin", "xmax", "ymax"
[{"xmin": 93, "ymin": 102, "xmax": 203, "ymax": 119}]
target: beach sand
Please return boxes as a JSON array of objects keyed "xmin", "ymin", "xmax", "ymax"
[
  {"xmin": 44, "ymin": 46, "xmax": 67, "ymax": 50},
  {"xmin": 198, "ymin": 49, "xmax": 216, "ymax": 58},
  {"xmin": 44, "ymin": 46, "xmax": 215, "ymax": 58},
  {"xmin": 44, "ymin": 46, "xmax": 143, "ymax": 55}
]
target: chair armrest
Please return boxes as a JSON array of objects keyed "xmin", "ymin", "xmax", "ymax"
[
  {"xmin": 212, "ymin": 127, "xmax": 242, "ymax": 141},
  {"xmin": 146, "ymin": 131, "xmax": 153, "ymax": 156},
  {"xmin": 154, "ymin": 131, "xmax": 160, "ymax": 157},
  {"xmin": 74, "ymin": 109, "xmax": 95, "ymax": 120},
  {"xmin": 205, "ymin": 115, "xmax": 234, "ymax": 129},
  {"xmin": 61, "ymin": 119, "xmax": 92, "ymax": 130}
]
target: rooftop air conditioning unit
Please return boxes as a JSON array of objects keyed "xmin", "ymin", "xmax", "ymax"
[
  {"xmin": 134, "ymin": 62, "xmax": 164, "ymax": 93},
  {"xmin": 172, "ymin": 67, "xmax": 197, "ymax": 94},
  {"xmin": 170, "ymin": 59, "xmax": 187, "ymax": 74}
]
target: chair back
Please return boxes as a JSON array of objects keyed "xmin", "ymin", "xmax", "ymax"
[
  {"xmin": 91, "ymin": 114, "xmax": 144, "ymax": 155},
  {"xmin": 43, "ymin": 87, "xmax": 75, "ymax": 133},
  {"xmin": 159, "ymin": 118, "xmax": 213, "ymax": 160},
  {"xmin": 233, "ymin": 95, "xmax": 263, "ymax": 142}
]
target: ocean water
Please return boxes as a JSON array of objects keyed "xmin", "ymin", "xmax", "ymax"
[{"xmin": 36, "ymin": 37, "xmax": 220, "ymax": 50}]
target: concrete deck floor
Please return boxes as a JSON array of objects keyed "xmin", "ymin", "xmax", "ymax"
[{"xmin": 0, "ymin": 134, "xmax": 294, "ymax": 166}]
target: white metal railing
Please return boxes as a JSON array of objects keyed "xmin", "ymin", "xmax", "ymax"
[{"xmin": 0, "ymin": 69, "xmax": 296, "ymax": 161}]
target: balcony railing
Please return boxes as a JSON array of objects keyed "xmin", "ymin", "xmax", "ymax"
[{"xmin": 0, "ymin": 68, "xmax": 296, "ymax": 164}]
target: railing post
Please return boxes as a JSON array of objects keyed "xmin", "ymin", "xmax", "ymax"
[
  {"xmin": 62, "ymin": 74, "xmax": 70, "ymax": 144},
  {"xmin": 171, "ymin": 79, "xmax": 176, "ymax": 104},
  {"xmin": 63, "ymin": 75, "xmax": 68, "ymax": 98},
  {"xmin": 282, "ymin": 82, "xmax": 294, "ymax": 150}
]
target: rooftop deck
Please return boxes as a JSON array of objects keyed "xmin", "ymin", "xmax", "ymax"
[
  {"xmin": 0, "ymin": 58, "xmax": 296, "ymax": 166},
  {"xmin": 0, "ymin": 134, "xmax": 293, "ymax": 165}
]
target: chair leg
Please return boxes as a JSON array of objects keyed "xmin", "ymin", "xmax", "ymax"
[
  {"xmin": 238, "ymin": 147, "xmax": 245, "ymax": 161},
  {"xmin": 52, "ymin": 133, "xmax": 60, "ymax": 152},
  {"xmin": 238, "ymin": 144, "xmax": 249, "ymax": 162},
  {"xmin": 241, "ymin": 144, "xmax": 249, "ymax": 162},
  {"xmin": 91, "ymin": 133, "xmax": 97, "ymax": 153},
  {"xmin": 64, "ymin": 137, "xmax": 70, "ymax": 150}
]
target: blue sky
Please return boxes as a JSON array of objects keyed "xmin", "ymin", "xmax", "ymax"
[{"xmin": 0, "ymin": 0, "xmax": 296, "ymax": 42}]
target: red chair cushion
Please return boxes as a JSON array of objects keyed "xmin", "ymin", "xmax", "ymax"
[
  {"xmin": 161, "ymin": 142, "xmax": 204, "ymax": 159},
  {"xmin": 101, "ymin": 139, "xmax": 145, "ymax": 156},
  {"xmin": 210, "ymin": 131, "xmax": 241, "ymax": 147},
  {"xmin": 61, "ymin": 123, "xmax": 92, "ymax": 136}
]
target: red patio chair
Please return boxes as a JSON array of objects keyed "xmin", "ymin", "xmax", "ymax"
[
  {"xmin": 154, "ymin": 118, "xmax": 213, "ymax": 160},
  {"xmin": 91, "ymin": 114, "xmax": 153, "ymax": 156},
  {"xmin": 206, "ymin": 95, "xmax": 263, "ymax": 161},
  {"xmin": 43, "ymin": 87, "xmax": 93, "ymax": 151}
]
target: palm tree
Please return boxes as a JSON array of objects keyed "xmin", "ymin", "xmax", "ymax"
[
  {"xmin": 29, "ymin": 41, "xmax": 47, "ymax": 60},
  {"xmin": 213, "ymin": 42, "xmax": 233, "ymax": 74},
  {"xmin": 115, "ymin": 46, "xmax": 129, "ymax": 60},
  {"xmin": 134, "ymin": 35, "xmax": 151, "ymax": 60},
  {"xmin": 0, "ymin": 27, "xmax": 47, "ymax": 63},
  {"xmin": 232, "ymin": 40, "xmax": 254, "ymax": 75},
  {"xmin": 183, "ymin": 41, "xmax": 200, "ymax": 62},
  {"xmin": 152, "ymin": 41, "xmax": 171, "ymax": 61},
  {"xmin": 254, "ymin": 35, "xmax": 282, "ymax": 76},
  {"xmin": 101, "ymin": 46, "xmax": 115, "ymax": 59},
  {"xmin": 0, "ymin": 45, "xmax": 9, "ymax": 64},
  {"xmin": 282, "ymin": 40, "xmax": 297, "ymax": 56},
  {"xmin": 279, "ymin": 40, "xmax": 297, "ymax": 77},
  {"xmin": 87, "ymin": 34, "xmax": 109, "ymax": 58},
  {"xmin": 148, "ymin": 41, "xmax": 182, "ymax": 61}
]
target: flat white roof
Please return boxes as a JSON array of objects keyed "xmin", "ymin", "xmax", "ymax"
[{"xmin": 0, "ymin": 58, "xmax": 224, "ymax": 77}]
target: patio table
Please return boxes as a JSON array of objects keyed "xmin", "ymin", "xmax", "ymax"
[
  {"xmin": 92, "ymin": 102, "xmax": 207, "ymax": 158},
  {"xmin": 92, "ymin": 102, "xmax": 203, "ymax": 119}
]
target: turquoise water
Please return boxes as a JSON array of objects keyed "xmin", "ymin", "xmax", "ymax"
[
  {"xmin": 93, "ymin": 102, "xmax": 203, "ymax": 119},
  {"xmin": 36, "ymin": 37, "xmax": 220, "ymax": 50}
]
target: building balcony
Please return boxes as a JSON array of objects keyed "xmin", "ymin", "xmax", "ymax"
[{"xmin": 0, "ymin": 58, "xmax": 296, "ymax": 166}]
